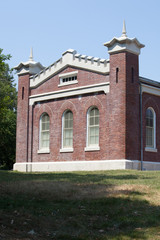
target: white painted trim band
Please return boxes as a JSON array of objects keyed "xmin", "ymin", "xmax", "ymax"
[
  {"xmin": 29, "ymin": 82, "xmax": 110, "ymax": 105},
  {"xmin": 142, "ymin": 83, "xmax": 160, "ymax": 96}
]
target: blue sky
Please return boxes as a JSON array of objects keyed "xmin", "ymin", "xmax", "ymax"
[{"xmin": 1, "ymin": 0, "xmax": 160, "ymax": 86}]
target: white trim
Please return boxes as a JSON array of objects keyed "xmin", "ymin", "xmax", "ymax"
[
  {"xmin": 59, "ymin": 71, "xmax": 78, "ymax": 78},
  {"xmin": 84, "ymin": 146, "xmax": 100, "ymax": 151},
  {"xmin": 29, "ymin": 82, "xmax": 110, "ymax": 105},
  {"xmin": 145, "ymin": 147, "xmax": 157, "ymax": 153},
  {"xmin": 142, "ymin": 83, "xmax": 160, "ymax": 96},
  {"xmin": 146, "ymin": 107, "xmax": 156, "ymax": 149},
  {"xmin": 61, "ymin": 110, "xmax": 73, "ymax": 150},
  {"xmin": 39, "ymin": 113, "xmax": 50, "ymax": 152},
  {"xmin": 37, "ymin": 149, "xmax": 50, "ymax": 154},
  {"xmin": 104, "ymin": 36, "xmax": 144, "ymax": 56},
  {"xmin": 60, "ymin": 148, "xmax": 74, "ymax": 153},
  {"xmin": 30, "ymin": 50, "xmax": 109, "ymax": 88},
  {"xmin": 86, "ymin": 106, "xmax": 100, "ymax": 149},
  {"xmin": 58, "ymin": 80, "xmax": 78, "ymax": 87}
]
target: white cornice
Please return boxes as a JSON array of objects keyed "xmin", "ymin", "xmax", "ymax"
[
  {"xmin": 15, "ymin": 61, "xmax": 45, "ymax": 76},
  {"xmin": 142, "ymin": 83, "xmax": 160, "ymax": 96},
  {"xmin": 30, "ymin": 49, "xmax": 110, "ymax": 88},
  {"xmin": 29, "ymin": 82, "xmax": 110, "ymax": 105},
  {"xmin": 104, "ymin": 36, "xmax": 145, "ymax": 55}
]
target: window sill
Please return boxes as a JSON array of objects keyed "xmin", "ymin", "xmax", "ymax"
[
  {"xmin": 60, "ymin": 148, "xmax": 74, "ymax": 153},
  {"xmin": 58, "ymin": 80, "xmax": 78, "ymax": 87},
  {"xmin": 145, "ymin": 147, "xmax": 157, "ymax": 153},
  {"xmin": 37, "ymin": 149, "xmax": 50, "ymax": 154},
  {"xmin": 85, "ymin": 146, "xmax": 100, "ymax": 152}
]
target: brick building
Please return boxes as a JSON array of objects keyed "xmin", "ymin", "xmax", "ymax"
[{"xmin": 14, "ymin": 22, "xmax": 160, "ymax": 172}]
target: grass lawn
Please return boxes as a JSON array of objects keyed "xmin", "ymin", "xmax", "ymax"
[{"xmin": 1, "ymin": 170, "xmax": 160, "ymax": 239}]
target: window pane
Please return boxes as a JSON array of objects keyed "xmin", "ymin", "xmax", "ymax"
[
  {"xmin": 88, "ymin": 107, "xmax": 99, "ymax": 146},
  {"xmin": 89, "ymin": 117, "xmax": 94, "ymax": 125},
  {"xmin": 146, "ymin": 108, "xmax": 155, "ymax": 148},
  {"xmin": 40, "ymin": 113, "xmax": 50, "ymax": 149},
  {"xmin": 95, "ymin": 116, "xmax": 99, "ymax": 125},
  {"xmin": 63, "ymin": 111, "xmax": 73, "ymax": 148}
]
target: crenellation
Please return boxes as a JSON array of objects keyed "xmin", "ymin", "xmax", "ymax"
[{"xmin": 30, "ymin": 49, "xmax": 110, "ymax": 88}]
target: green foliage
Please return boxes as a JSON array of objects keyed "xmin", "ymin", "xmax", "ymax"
[{"xmin": 0, "ymin": 48, "xmax": 17, "ymax": 169}]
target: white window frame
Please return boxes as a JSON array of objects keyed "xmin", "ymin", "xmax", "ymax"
[
  {"xmin": 85, "ymin": 106, "xmax": 100, "ymax": 151},
  {"xmin": 145, "ymin": 107, "xmax": 157, "ymax": 152},
  {"xmin": 37, "ymin": 113, "xmax": 50, "ymax": 154},
  {"xmin": 60, "ymin": 110, "xmax": 73, "ymax": 153},
  {"xmin": 58, "ymin": 71, "xmax": 78, "ymax": 87}
]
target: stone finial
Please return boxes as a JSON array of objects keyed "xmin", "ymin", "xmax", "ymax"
[
  {"xmin": 29, "ymin": 47, "xmax": 33, "ymax": 62},
  {"xmin": 122, "ymin": 20, "xmax": 127, "ymax": 37}
]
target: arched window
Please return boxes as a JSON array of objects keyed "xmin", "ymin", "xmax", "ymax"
[
  {"xmin": 62, "ymin": 110, "xmax": 73, "ymax": 149},
  {"xmin": 39, "ymin": 113, "xmax": 50, "ymax": 150},
  {"xmin": 87, "ymin": 107, "xmax": 99, "ymax": 148},
  {"xmin": 146, "ymin": 108, "xmax": 156, "ymax": 149}
]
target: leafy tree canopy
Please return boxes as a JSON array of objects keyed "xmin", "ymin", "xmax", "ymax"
[{"xmin": 0, "ymin": 48, "xmax": 17, "ymax": 169}]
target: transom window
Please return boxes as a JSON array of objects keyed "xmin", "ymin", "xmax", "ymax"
[
  {"xmin": 88, "ymin": 107, "xmax": 99, "ymax": 147},
  {"xmin": 146, "ymin": 108, "xmax": 155, "ymax": 148},
  {"xmin": 62, "ymin": 75, "xmax": 77, "ymax": 83},
  {"xmin": 58, "ymin": 71, "xmax": 78, "ymax": 86},
  {"xmin": 40, "ymin": 113, "xmax": 50, "ymax": 150},
  {"xmin": 63, "ymin": 110, "xmax": 73, "ymax": 148}
]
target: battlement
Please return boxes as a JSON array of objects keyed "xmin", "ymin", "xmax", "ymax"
[{"xmin": 30, "ymin": 49, "xmax": 110, "ymax": 88}]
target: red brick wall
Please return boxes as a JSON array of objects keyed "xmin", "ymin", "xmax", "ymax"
[
  {"xmin": 18, "ymin": 52, "xmax": 159, "ymax": 164},
  {"xmin": 108, "ymin": 52, "xmax": 127, "ymax": 159},
  {"xmin": 16, "ymin": 74, "xmax": 30, "ymax": 162},
  {"xmin": 31, "ymin": 93, "xmax": 109, "ymax": 162},
  {"xmin": 126, "ymin": 53, "xmax": 140, "ymax": 160},
  {"xmin": 108, "ymin": 52, "xmax": 140, "ymax": 160},
  {"xmin": 30, "ymin": 67, "xmax": 109, "ymax": 96},
  {"xmin": 142, "ymin": 93, "xmax": 160, "ymax": 162}
]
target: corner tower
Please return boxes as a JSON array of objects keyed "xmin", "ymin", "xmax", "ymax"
[
  {"xmin": 104, "ymin": 21, "xmax": 145, "ymax": 161},
  {"xmin": 15, "ymin": 49, "xmax": 45, "ymax": 164}
]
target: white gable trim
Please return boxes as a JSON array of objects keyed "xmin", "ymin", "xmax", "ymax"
[
  {"xmin": 142, "ymin": 83, "xmax": 160, "ymax": 96},
  {"xmin": 29, "ymin": 82, "xmax": 110, "ymax": 105},
  {"xmin": 30, "ymin": 49, "xmax": 110, "ymax": 88}
]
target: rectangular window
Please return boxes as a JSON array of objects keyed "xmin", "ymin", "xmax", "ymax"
[{"xmin": 58, "ymin": 71, "xmax": 78, "ymax": 87}]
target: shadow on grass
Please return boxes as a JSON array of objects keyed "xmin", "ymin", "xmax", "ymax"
[
  {"xmin": 0, "ymin": 170, "xmax": 155, "ymax": 185},
  {"xmin": 0, "ymin": 190, "xmax": 160, "ymax": 240},
  {"xmin": 0, "ymin": 170, "xmax": 160, "ymax": 239}
]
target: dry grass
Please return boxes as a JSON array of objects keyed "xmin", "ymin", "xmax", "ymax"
[
  {"xmin": 1, "ymin": 180, "xmax": 150, "ymax": 200},
  {"xmin": 1, "ymin": 170, "xmax": 160, "ymax": 240}
]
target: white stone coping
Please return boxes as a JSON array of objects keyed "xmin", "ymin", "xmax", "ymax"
[
  {"xmin": 84, "ymin": 146, "xmax": 100, "ymax": 151},
  {"xmin": 145, "ymin": 147, "xmax": 158, "ymax": 153},
  {"xmin": 60, "ymin": 148, "xmax": 74, "ymax": 153},
  {"xmin": 30, "ymin": 49, "xmax": 109, "ymax": 88},
  {"xmin": 29, "ymin": 82, "xmax": 110, "ymax": 105}
]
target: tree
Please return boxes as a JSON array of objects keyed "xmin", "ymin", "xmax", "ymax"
[{"xmin": 0, "ymin": 49, "xmax": 17, "ymax": 169}]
